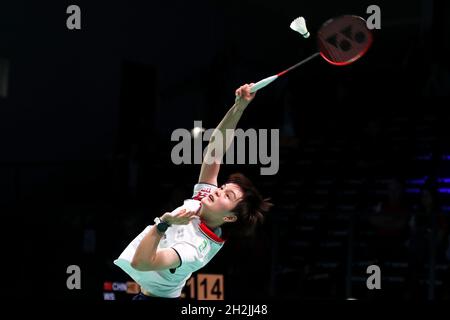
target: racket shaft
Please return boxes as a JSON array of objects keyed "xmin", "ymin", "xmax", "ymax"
[
  {"xmin": 277, "ymin": 52, "xmax": 320, "ymax": 77},
  {"xmin": 248, "ymin": 52, "xmax": 319, "ymax": 94}
]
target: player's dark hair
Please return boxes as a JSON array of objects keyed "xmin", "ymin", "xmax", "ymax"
[{"xmin": 223, "ymin": 173, "xmax": 272, "ymax": 237}]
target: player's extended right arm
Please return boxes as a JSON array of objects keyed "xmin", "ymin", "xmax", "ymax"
[{"xmin": 198, "ymin": 84, "xmax": 256, "ymax": 185}]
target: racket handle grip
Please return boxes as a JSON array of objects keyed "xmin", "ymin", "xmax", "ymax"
[
  {"xmin": 249, "ymin": 75, "xmax": 278, "ymax": 93},
  {"xmin": 235, "ymin": 75, "xmax": 278, "ymax": 102}
]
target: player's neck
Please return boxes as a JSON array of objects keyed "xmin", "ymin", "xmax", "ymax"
[
  {"xmin": 203, "ymin": 220, "xmax": 221, "ymax": 231},
  {"xmin": 198, "ymin": 207, "xmax": 222, "ymax": 230}
]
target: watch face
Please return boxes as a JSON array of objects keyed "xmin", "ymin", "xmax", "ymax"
[{"xmin": 157, "ymin": 222, "xmax": 168, "ymax": 232}]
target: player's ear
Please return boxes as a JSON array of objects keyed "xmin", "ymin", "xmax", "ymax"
[{"xmin": 223, "ymin": 214, "xmax": 237, "ymax": 223}]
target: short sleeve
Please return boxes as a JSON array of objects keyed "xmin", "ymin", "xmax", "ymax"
[
  {"xmin": 192, "ymin": 183, "xmax": 218, "ymax": 201},
  {"xmin": 171, "ymin": 242, "xmax": 202, "ymax": 271}
]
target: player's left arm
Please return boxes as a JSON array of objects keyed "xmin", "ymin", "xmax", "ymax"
[
  {"xmin": 131, "ymin": 209, "xmax": 196, "ymax": 271},
  {"xmin": 198, "ymin": 84, "xmax": 256, "ymax": 185}
]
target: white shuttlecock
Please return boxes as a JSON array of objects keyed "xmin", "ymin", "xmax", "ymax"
[{"xmin": 290, "ymin": 16, "xmax": 310, "ymax": 38}]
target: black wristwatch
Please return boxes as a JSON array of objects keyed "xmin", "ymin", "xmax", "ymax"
[{"xmin": 154, "ymin": 217, "xmax": 171, "ymax": 234}]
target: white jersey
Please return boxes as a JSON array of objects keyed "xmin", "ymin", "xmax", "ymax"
[{"xmin": 114, "ymin": 183, "xmax": 224, "ymax": 298}]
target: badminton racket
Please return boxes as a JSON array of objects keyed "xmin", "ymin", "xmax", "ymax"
[{"xmin": 247, "ymin": 15, "xmax": 373, "ymax": 94}]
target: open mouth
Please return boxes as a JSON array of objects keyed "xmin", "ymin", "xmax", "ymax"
[{"xmin": 208, "ymin": 194, "xmax": 214, "ymax": 202}]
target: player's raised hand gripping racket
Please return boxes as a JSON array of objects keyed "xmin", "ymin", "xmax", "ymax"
[{"xmin": 247, "ymin": 15, "xmax": 373, "ymax": 93}]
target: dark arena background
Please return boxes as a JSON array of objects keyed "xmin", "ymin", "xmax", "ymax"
[{"xmin": 1, "ymin": 0, "xmax": 450, "ymax": 305}]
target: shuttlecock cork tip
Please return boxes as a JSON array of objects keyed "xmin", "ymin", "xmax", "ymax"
[{"xmin": 290, "ymin": 16, "xmax": 310, "ymax": 38}]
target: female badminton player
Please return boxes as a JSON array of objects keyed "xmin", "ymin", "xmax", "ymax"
[{"xmin": 114, "ymin": 84, "xmax": 272, "ymax": 299}]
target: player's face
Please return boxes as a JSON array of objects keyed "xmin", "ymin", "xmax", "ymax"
[{"xmin": 201, "ymin": 183, "xmax": 244, "ymax": 216}]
